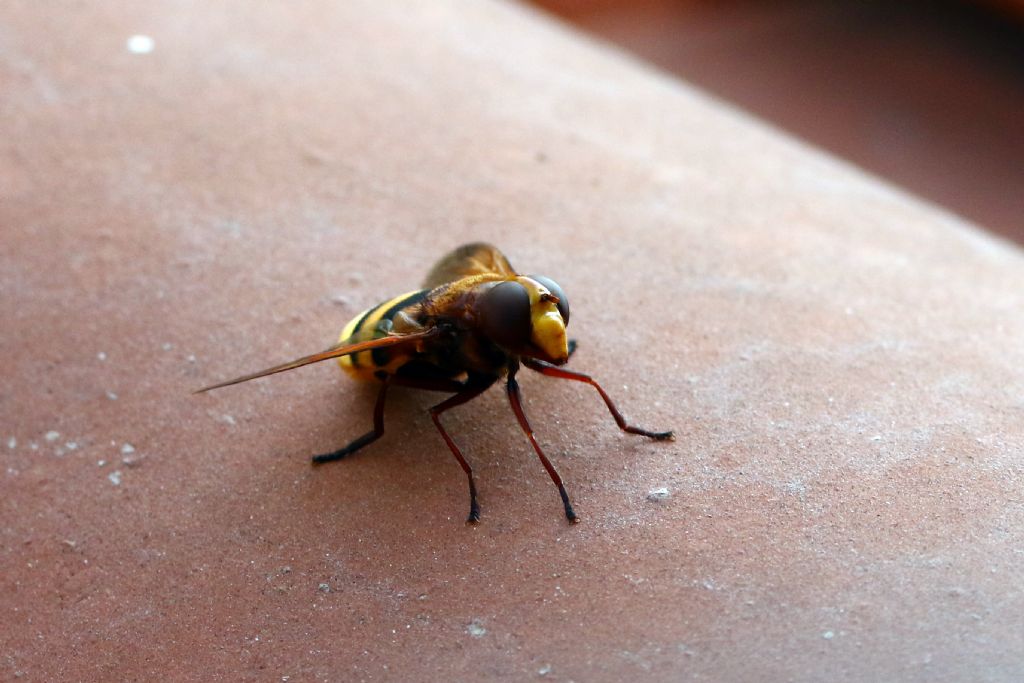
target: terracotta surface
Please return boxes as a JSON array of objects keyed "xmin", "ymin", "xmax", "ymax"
[{"xmin": 2, "ymin": 1, "xmax": 1023, "ymax": 681}]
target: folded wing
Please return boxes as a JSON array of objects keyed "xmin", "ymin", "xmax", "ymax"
[{"xmin": 421, "ymin": 242, "xmax": 517, "ymax": 289}]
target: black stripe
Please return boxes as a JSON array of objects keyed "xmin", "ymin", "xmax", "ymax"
[
  {"xmin": 371, "ymin": 289, "xmax": 429, "ymax": 368},
  {"xmin": 347, "ymin": 304, "xmax": 381, "ymax": 369}
]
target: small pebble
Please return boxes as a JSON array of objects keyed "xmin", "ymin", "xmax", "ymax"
[
  {"xmin": 122, "ymin": 452, "xmax": 144, "ymax": 467},
  {"xmin": 121, "ymin": 443, "xmax": 135, "ymax": 454},
  {"xmin": 108, "ymin": 470, "xmax": 122, "ymax": 486},
  {"xmin": 106, "ymin": 391, "xmax": 119, "ymax": 401},
  {"xmin": 45, "ymin": 431, "xmax": 60, "ymax": 442},
  {"xmin": 647, "ymin": 487, "xmax": 671, "ymax": 502},
  {"xmin": 466, "ymin": 620, "xmax": 486, "ymax": 637},
  {"xmin": 65, "ymin": 442, "xmax": 78, "ymax": 450},
  {"xmin": 97, "ymin": 352, "xmax": 107, "ymax": 361},
  {"xmin": 6, "ymin": 437, "xmax": 15, "ymax": 449},
  {"xmin": 823, "ymin": 630, "xmax": 835, "ymax": 640},
  {"xmin": 318, "ymin": 583, "xmax": 331, "ymax": 593}
]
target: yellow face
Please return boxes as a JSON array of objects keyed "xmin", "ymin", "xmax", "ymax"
[{"xmin": 518, "ymin": 276, "xmax": 569, "ymax": 364}]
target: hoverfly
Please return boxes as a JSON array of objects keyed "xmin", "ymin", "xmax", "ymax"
[{"xmin": 197, "ymin": 243, "xmax": 672, "ymax": 523}]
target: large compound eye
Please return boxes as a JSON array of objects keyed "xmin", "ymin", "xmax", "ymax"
[
  {"xmin": 529, "ymin": 275, "xmax": 570, "ymax": 325},
  {"xmin": 478, "ymin": 280, "xmax": 532, "ymax": 350}
]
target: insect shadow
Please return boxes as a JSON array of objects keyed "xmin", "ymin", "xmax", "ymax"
[{"xmin": 197, "ymin": 243, "xmax": 673, "ymax": 523}]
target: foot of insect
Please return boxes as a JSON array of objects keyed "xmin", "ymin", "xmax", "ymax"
[
  {"xmin": 310, "ymin": 445, "xmax": 357, "ymax": 464},
  {"xmin": 559, "ymin": 486, "xmax": 580, "ymax": 523},
  {"xmin": 467, "ymin": 499, "xmax": 481, "ymax": 525}
]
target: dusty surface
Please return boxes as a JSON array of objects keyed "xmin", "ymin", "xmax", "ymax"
[{"xmin": 2, "ymin": 1, "xmax": 1023, "ymax": 681}]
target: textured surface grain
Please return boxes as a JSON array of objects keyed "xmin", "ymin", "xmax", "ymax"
[{"xmin": 2, "ymin": 2, "xmax": 1023, "ymax": 681}]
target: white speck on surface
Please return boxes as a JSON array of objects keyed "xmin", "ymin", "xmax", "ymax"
[
  {"xmin": 121, "ymin": 443, "xmax": 135, "ymax": 454},
  {"xmin": 318, "ymin": 583, "xmax": 331, "ymax": 593},
  {"xmin": 106, "ymin": 391, "xmax": 119, "ymax": 400},
  {"xmin": 29, "ymin": 442, "xmax": 38, "ymax": 451},
  {"xmin": 98, "ymin": 460, "xmax": 106, "ymax": 466},
  {"xmin": 221, "ymin": 414, "xmax": 236, "ymax": 426},
  {"xmin": 126, "ymin": 34, "xmax": 155, "ymax": 54},
  {"xmin": 538, "ymin": 664, "xmax": 552, "ymax": 676},
  {"xmin": 45, "ymin": 431, "xmax": 60, "ymax": 442},
  {"xmin": 466, "ymin": 619, "xmax": 486, "ymax": 637},
  {"xmin": 162, "ymin": 342, "xmax": 173, "ymax": 351},
  {"xmin": 97, "ymin": 351, "xmax": 107, "ymax": 361},
  {"xmin": 187, "ymin": 354, "xmax": 197, "ymax": 363},
  {"xmin": 6, "ymin": 437, "xmax": 15, "ymax": 449},
  {"xmin": 646, "ymin": 487, "xmax": 671, "ymax": 502},
  {"xmin": 122, "ymin": 451, "xmax": 144, "ymax": 467},
  {"xmin": 65, "ymin": 442, "xmax": 78, "ymax": 450},
  {"xmin": 108, "ymin": 470, "xmax": 122, "ymax": 486},
  {"xmin": 822, "ymin": 630, "xmax": 835, "ymax": 640}
]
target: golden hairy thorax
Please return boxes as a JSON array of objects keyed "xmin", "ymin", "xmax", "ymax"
[
  {"xmin": 335, "ymin": 271, "xmax": 567, "ymax": 382},
  {"xmin": 336, "ymin": 274, "xmax": 508, "ymax": 382}
]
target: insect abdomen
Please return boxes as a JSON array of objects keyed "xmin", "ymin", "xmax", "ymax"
[{"xmin": 338, "ymin": 289, "xmax": 429, "ymax": 381}]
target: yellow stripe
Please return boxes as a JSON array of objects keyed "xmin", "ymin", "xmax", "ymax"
[{"xmin": 336, "ymin": 290, "xmax": 424, "ymax": 380}]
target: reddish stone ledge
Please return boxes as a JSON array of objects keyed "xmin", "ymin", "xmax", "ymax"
[{"xmin": 2, "ymin": 1, "xmax": 1022, "ymax": 681}]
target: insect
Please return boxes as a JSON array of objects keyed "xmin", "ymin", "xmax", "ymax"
[{"xmin": 197, "ymin": 243, "xmax": 672, "ymax": 523}]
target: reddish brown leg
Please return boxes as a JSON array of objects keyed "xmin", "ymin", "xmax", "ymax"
[
  {"xmin": 428, "ymin": 376, "xmax": 497, "ymax": 524},
  {"xmin": 506, "ymin": 366, "xmax": 578, "ymax": 523},
  {"xmin": 313, "ymin": 376, "xmax": 392, "ymax": 464},
  {"xmin": 522, "ymin": 358, "xmax": 674, "ymax": 440}
]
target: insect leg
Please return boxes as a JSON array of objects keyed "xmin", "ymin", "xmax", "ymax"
[
  {"xmin": 312, "ymin": 376, "xmax": 391, "ymax": 464},
  {"xmin": 428, "ymin": 376, "xmax": 497, "ymax": 524},
  {"xmin": 506, "ymin": 366, "xmax": 578, "ymax": 523},
  {"xmin": 522, "ymin": 358, "xmax": 674, "ymax": 440},
  {"xmin": 567, "ymin": 338, "xmax": 577, "ymax": 359}
]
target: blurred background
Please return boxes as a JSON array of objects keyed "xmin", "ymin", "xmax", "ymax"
[{"xmin": 531, "ymin": 0, "xmax": 1024, "ymax": 243}]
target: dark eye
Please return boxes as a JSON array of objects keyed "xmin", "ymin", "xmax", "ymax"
[
  {"xmin": 529, "ymin": 275, "xmax": 569, "ymax": 325},
  {"xmin": 478, "ymin": 281, "xmax": 531, "ymax": 350}
]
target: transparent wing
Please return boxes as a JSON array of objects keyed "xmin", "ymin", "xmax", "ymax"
[{"xmin": 194, "ymin": 328, "xmax": 438, "ymax": 393}]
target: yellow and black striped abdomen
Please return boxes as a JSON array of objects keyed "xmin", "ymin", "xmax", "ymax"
[{"xmin": 337, "ymin": 289, "xmax": 429, "ymax": 382}]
